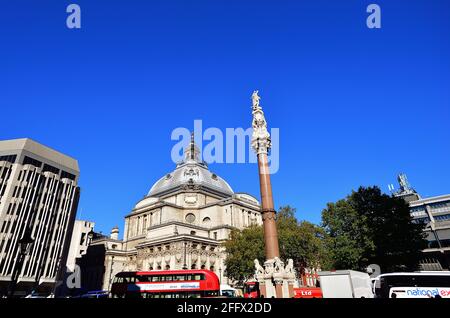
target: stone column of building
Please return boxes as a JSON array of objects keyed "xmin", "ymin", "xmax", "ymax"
[{"xmin": 250, "ymin": 91, "xmax": 296, "ymax": 298}]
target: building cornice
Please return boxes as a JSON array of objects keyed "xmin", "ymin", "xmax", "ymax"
[
  {"xmin": 137, "ymin": 234, "xmax": 220, "ymax": 248},
  {"xmin": 409, "ymin": 193, "xmax": 450, "ymax": 207}
]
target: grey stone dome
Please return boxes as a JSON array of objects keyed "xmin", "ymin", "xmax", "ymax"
[{"xmin": 147, "ymin": 135, "xmax": 233, "ymax": 197}]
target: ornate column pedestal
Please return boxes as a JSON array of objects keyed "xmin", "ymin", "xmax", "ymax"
[{"xmin": 255, "ymin": 258, "xmax": 296, "ymax": 298}]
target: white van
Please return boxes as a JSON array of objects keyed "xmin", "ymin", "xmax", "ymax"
[
  {"xmin": 220, "ymin": 284, "xmax": 238, "ymax": 298},
  {"xmin": 318, "ymin": 270, "xmax": 374, "ymax": 298}
]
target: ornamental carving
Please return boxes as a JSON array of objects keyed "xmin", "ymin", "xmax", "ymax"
[
  {"xmin": 262, "ymin": 213, "xmax": 276, "ymax": 221},
  {"xmin": 184, "ymin": 194, "xmax": 198, "ymax": 204},
  {"xmin": 273, "ymin": 257, "xmax": 284, "ymax": 274},
  {"xmin": 183, "ymin": 183, "xmax": 201, "ymax": 191},
  {"xmin": 200, "ymin": 253, "xmax": 207, "ymax": 264},
  {"xmin": 255, "ymin": 259, "xmax": 264, "ymax": 276},
  {"xmin": 251, "ymin": 90, "xmax": 271, "ymax": 155},
  {"xmin": 184, "ymin": 168, "xmax": 199, "ymax": 178}
]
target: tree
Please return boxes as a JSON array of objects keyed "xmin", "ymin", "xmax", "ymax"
[
  {"xmin": 222, "ymin": 225, "xmax": 265, "ymax": 284},
  {"xmin": 321, "ymin": 186, "xmax": 427, "ymax": 272},
  {"xmin": 350, "ymin": 186, "xmax": 427, "ymax": 271},
  {"xmin": 223, "ymin": 205, "xmax": 329, "ymax": 284},
  {"xmin": 321, "ymin": 199, "xmax": 373, "ymax": 270},
  {"xmin": 277, "ymin": 206, "xmax": 330, "ymax": 273}
]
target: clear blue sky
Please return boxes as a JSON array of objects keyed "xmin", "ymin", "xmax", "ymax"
[{"xmin": 1, "ymin": 1, "xmax": 449, "ymax": 236}]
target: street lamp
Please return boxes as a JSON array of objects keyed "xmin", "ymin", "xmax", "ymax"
[{"xmin": 9, "ymin": 227, "xmax": 34, "ymax": 298}]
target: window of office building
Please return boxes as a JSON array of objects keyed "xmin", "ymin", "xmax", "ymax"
[
  {"xmin": 61, "ymin": 171, "xmax": 76, "ymax": 181},
  {"xmin": 434, "ymin": 214, "xmax": 450, "ymax": 222},
  {"xmin": 0, "ymin": 154, "xmax": 17, "ymax": 163},
  {"xmin": 43, "ymin": 164, "xmax": 60, "ymax": 175},
  {"xmin": 22, "ymin": 156, "xmax": 42, "ymax": 168}
]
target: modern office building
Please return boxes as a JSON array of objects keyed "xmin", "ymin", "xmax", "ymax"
[
  {"xmin": 79, "ymin": 134, "xmax": 262, "ymax": 291},
  {"xmin": 0, "ymin": 138, "xmax": 80, "ymax": 296},
  {"xmin": 392, "ymin": 174, "xmax": 450, "ymax": 270}
]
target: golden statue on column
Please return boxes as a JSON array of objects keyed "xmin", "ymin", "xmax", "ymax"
[{"xmin": 251, "ymin": 90, "xmax": 296, "ymax": 298}]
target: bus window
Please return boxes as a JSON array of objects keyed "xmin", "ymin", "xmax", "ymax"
[
  {"xmin": 151, "ymin": 276, "xmax": 161, "ymax": 282},
  {"xmin": 193, "ymin": 274, "xmax": 204, "ymax": 281},
  {"xmin": 136, "ymin": 275, "xmax": 149, "ymax": 282},
  {"xmin": 161, "ymin": 275, "xmax": 172, "ymax": 282}
]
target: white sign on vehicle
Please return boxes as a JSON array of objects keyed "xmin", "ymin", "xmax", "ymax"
[
  {"xmin": 127, "ymin": 282, "xmax": 200, "ymax": 292},
  {"xmin": 390, "ymin": 287, "xmax": 450, "ymax": 298}
]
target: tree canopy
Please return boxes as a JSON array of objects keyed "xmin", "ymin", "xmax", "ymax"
[
  {"xmin": 224, "ymin": 187, "xmax": 427, "ymax": 283},
  {"xmin": 322, "ymin": 186, "xmax": 427, "ymax": 272},
  {"xmin": 223, "ymin": 206, "xmax": 328, "ymax": 283}
]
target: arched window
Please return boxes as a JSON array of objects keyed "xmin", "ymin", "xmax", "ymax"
[
  {"xmin": 191, "ymin": 264, "xmax": 197, "ymax": 270},
  {"xmin": 202, "ymin": 217, "xmax": 211, "ymax": 224},
  {"xmin": 190, "ymin": 231, "xmax": 196, "ymax": 236},
  {"xmin": 165, "ymin": 265, "xmax": 170, "ymax": 270},
  {"xmin": 210, "ymin": 266, "xmax": 215, "ymax": 272},
  {"xmin": 201, "ymin": 265, "xmax": 206, "ymax": 269}
]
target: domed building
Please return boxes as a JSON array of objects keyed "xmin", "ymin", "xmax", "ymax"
[{"xmin": 80, "ymin": 134, "xmax": 262, "ymax": 291}]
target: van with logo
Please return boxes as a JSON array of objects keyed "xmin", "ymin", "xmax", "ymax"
[{"xmin": 373, "ymin": 271, "xmax": 450, "ymax": 298}]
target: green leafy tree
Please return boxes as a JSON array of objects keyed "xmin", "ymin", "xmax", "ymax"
[
  {"xmin": 322, "ymin": 200, "xmax": 374, "ymax": 270},
  {"xmin": 321, "ymin": 186, "xmax": 427, "ymax": 272},
  {"xmin": 224, "ymin": 205, "xmax": 329, "ymax": 283},
  {"xmin": 277, "ymin": 206, "xmax": 330, "ymax": 273},
  {"xmin": 222, "ymin": 225, "xmax": 265, "ymax": 284}
]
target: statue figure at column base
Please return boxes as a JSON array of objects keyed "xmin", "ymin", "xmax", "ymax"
[{"xmin": 254, "ymin": 258, "xmax": 296, "ymax": 298}]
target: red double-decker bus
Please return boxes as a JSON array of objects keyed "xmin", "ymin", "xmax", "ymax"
[
  {"xmin": 243, "ymin": 281, "xmax": 260, "ymax": 298},
  {"xmin": 110, "ymin": 269, "xmax": 220, "ymax": 298}
]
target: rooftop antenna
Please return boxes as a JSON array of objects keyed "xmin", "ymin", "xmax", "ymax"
[{"xmin": 388, "ymin": 184, "xmax": 395, "ymax": 193}]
